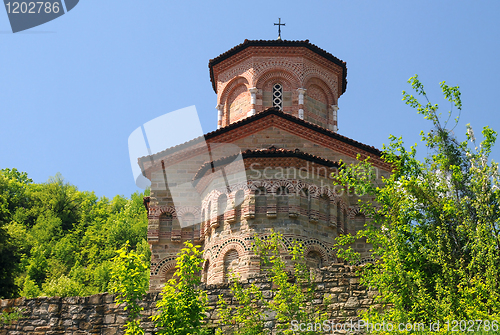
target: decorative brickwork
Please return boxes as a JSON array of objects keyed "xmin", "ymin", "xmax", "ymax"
[
  {"xmin": 209, "ymin": 40, "xmax": 345, "ymax": 129},
  {"xmin": 138, "ymin": 40, "xmax": 391, "ymax": 292}
]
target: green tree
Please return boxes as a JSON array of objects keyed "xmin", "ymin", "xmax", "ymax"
[
  {"xmin": 152, "ymin": 241, "xmax": 208, "ymax": 335},
  {"xmin": 0, "ymin": 168, "xmax": 32, "ymax": 298},
  {"xmin": 253, "ymin": 232, "xmax": 327, "ymax": 335},
  {"xmin": 333, "ymin": 75, "xmax": 500, "ymax": 324},
  {"xmin": 216, "ymin": 273, "xmax": 267, "ymax": 335},
  {"xmin": 216, "ymin": 231, "xmax": 328, "ymax": 335},
  {"xmin": 1, "ymin": 168, "xmax": 150, "ymax": 299},
  {"xmin": 110, "ymin": 241, "xmax": 149, "ymax": 335}
]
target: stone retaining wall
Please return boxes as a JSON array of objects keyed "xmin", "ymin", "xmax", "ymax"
[{"xmin": 0, "ymin": 264, "xmax": 377, "ymax": 334}]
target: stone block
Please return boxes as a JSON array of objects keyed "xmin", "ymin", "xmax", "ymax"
[
  {"xmin": 104, "ymin": 314, "xmax": 115, "ymax": 324},
  {"xmin": 344, "ymin": 297, "xmax": 360, "ymax": 309}
]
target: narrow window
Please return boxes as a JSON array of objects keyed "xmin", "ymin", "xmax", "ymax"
[
  {"xmin": 223, "ymin": 249, "xmax": 240, "ymax": 283},
  {"xmin": 234, "ymin": 190, "xmax": 245, "ymax": 222},
  {"xmin": 255, "ymin": 187, "xmax": 267, "ymax": 215},
  {"xmin": 353, "ymin": 213, "xmax": 366, "ymax": 234},
  {"xmin": 319, "ymin": 194, "xmax": 330, "ymax": 223},
  {"xmin": 202, "ymin": 260, "xmax": 210, "ymax": 284},
  {"xmin": 272, "ymin": 83, "xmax": 283, "ymax": 110},
  {"xmin": 300, "ymin": 188, "xmax": 310, "ymax": 218},
  {"xmin": 218, "ymin": 194, "xmax": 228, "ymax": 226},
  {"xmin": 159, "ymin": 213, "xmax": 173, "ymax": 239},
  {"xmin": 306, "ymin": 251, "xmax": 323, "ymax": 269},
  {"xmin": 277, "ymin": 186, "xmax": 289, "ymax": 214}
]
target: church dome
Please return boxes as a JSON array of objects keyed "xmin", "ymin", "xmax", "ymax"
[{"xmin": 209, "ymin": 39, "xmax": 347, "ymax": 132}]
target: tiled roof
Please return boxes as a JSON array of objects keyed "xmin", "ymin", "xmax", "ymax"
[
  {"xmin": 208, "ymin": 39, "xmax": 347, "ymax": 94},
  {"xmin": 193, "ymin": 146, "xmax": 341, "ymax": 182},
  {"xmin": 138, "ymin": 107, "xmax": 382, "ymax": 166}
]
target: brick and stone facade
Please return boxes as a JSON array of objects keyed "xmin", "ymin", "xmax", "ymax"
[
  {"xmin": 139, "ymin": 40, "xmax": 391, "ymax": 292},
  {"xmin": 0, "ymin": 264, "xmax": 378, "ymax": 335},
  {"xmin": 209, "ymin": 40, "xmax": 347, "ymax": 131}
]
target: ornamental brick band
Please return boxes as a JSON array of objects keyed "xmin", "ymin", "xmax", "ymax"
[{"xmin": 0, "ymin": 264, "xmax": 379, "ymax": 335}]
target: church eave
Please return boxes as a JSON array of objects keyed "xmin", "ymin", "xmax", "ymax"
[
  {"xmin": 192, "ymin": 146, "xmax": 341, "ymax": 183},
  {"xmin": 137, "ymin": 107, "xmax": 384, "ymax": 176}
]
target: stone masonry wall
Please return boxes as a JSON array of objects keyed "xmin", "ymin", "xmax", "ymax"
[{"xmin": 0, "ymin": 264, "xmax": 377, "ymax": 335}]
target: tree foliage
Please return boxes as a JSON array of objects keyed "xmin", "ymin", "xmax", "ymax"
[
  {"xmin": 216, "ymin": 231, "xmax": 328, "ymax": 335},
  {"xmin": 334, "ymin": 75, "xmax": 500, "ymax": 323},
  {"xmin": 110, "ymin": 241, "xmax": 149, "ymax": 335},
  {"xmin": 0, "ymin": 169, "xmax": 149, "ymax": 298},
  {"xmin": 152, "ymin": 241, "xmax": 209, "ymax": 335},
  {"xmin": 0, "ymin": 168, "xmax": 32, "ymax": 298}
]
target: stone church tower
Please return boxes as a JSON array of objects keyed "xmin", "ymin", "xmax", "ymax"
[{"xmin": 139, "ymin": 39, "xmax": 392, "ymax": 291}]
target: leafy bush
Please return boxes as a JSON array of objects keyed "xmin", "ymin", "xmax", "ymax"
[{"xmin": 334, "ymin": 76, "xmax": 500, "ymax": 326}]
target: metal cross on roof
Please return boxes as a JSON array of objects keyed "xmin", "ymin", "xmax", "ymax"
[{"xmin": 274, "ymin": 18, "xmax": 285, "ymax": 40}]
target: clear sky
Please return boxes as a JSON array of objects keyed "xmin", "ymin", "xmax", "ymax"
[{"xmin": 1, "ymin": 1, "xmax": 499, "ymax": 199}]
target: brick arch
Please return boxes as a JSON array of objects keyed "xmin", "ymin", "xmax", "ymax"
[
  {"xmin": 250, "ymin": 180, "xmax": 273, "ymax": 193},
  {"xmin": 225, "ymin": 83, "xmax": 251, "ymax": 125},
  {"xmin": 333, "ymin": 196, "xmax": 349, "ymax": 212},
  {"xmin": 231, "ymin": 182, "xmax": 251, "ymax": 193},
  {"xmin": 304, "ymin": 244, "xmax": 330, "ymax": 266},
  {"xmin": 348, "ymin": 206, "xmax": 362, "ymax": 219},
  {"xmin": 153, "ymin": 257, "xmax": 177, "ymax": 277},
  {"xmin": 318, "ymin": 186, "xmax": 336, "ymax": 201},
  {"xmin": 174, "ymin": 206, "xmax": 200, "ymax": 226},
  {"xmin": 202, "ymin": 189, "xmax": 224, "ymax": 208},
  {"xmin": 270, "ymin": 180, "xmax": 295, "ymax": 194},
  {"xmin": 219, "ymin": 76, "xmax": 250, "ymax": 106},
  {"xmin": 303, "ymin": 76, "xmax": 336, "ymax": 106},
  {"xmin": 307, "ymin": 184, "xmax": 320, "ymax": 198},
  {"xmin": 217, "ymin": 241, "xmax": 245, "ymax": 262},
  {"xmin": 253, "ymin": 59, "xmax": 304, "ymax": 87},
  {"xmin": 258, "ymin": 234, "xmax": 290, "ymax": 254},
  {"xmin": 337, "ymin": 199, "xmax": 349, "ymax": 212},
  {"xmin": 217, "ymin": 60, "xmax": 253, "ymax": 91},
  {"xmin": 152, "ymin": 205, "xmax": 177, "ymax": 219},
  {"xmin": 302, "ymin": 66, "xmax": 338, "ymax": 102},
  {"xmin": 256, "ymin": 69, "xmax": 300, "ymax": 92},
  {"xmin": 203, "ymin": 248, "xmax": 214, "ymax": 262}
]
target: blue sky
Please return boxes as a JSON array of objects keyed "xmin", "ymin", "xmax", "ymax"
[{"xmin": 1, "ymin": 1, "xmax": 499, "ymax": 199}]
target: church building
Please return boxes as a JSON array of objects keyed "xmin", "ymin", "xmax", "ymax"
[{"xmin": 139, "ymin": 38, "xmax": 392, "ymax": 291}]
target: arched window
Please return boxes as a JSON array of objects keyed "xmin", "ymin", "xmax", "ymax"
[
  {"xmin": 273, "ymin": 83, "xmax": 283, "ymax": 110},
  {"xmin": 159, "ymin": 213, "xmax": 173, "ymax": 239},
  {"xmin": 255, "ymin": 187, "xmax": 267, "ymax": 215},
  {"xmin": 277, "ymin": 186, "xmax": 289, "ymax": 214},
  {"xmin": 352, "ymin": 213, "xmax": 366, "ymax": 234},
  {"xmin": 299, "ymin": 188, "xmax": 310, "ymax": 218},
  {"xmin": 217, "ymin": 194, "xmax": 227, "ymax": 226},
  {"xmin": 202, "ymin": 260, "xmax": 210, "ymax": 284},
  {"xmin": 306, "ymin": 251, "xmax": 323, "ymax": 269},
  {"xmin": 182, "ymin": 212, "xmax": 194, "ymax": 229},
  {"xmin": 319, "ymin": 194, "xmax": 330, "ymax": 223},
  {"xmin": 223, "ymin": 249, "xmax": 240, "ymax": 283},
  {"xmin": 234, "ymin": 190, "xmax": 244, "ymax": 222},
  {"xmin": 165, "ymin": 268, "xmax": 177, "ymax": 282}
]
